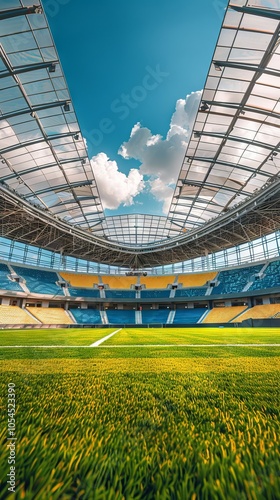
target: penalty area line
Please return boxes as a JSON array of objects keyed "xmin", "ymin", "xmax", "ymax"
[{"xmin": 89, "ymin": 328, "xmax": 122, "ymax": 347}]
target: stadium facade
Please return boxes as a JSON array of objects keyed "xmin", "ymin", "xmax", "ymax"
[
  {"xmin": 1, "ymin": 1, "xmax": 280, "ymax": 327},
  {"xmin": 1, "ymin": 1, "xmax": 280, "ymax": 268}
]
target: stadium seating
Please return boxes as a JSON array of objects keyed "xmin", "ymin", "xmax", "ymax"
[
  {"xmin": 0, "ymin": 305, "xmax": 39, "ymax": 324},
  {"xmin": 69, "ymin": 309, "xmax": 102, "ymax": 324},
  {"xmin": 104, "ymin": 290, "xmax": 136, "ymax": 299},
  {"xmin": 140, "ymin": 289, "xmax": 171, "ymax": 299},
  {"xmin": 141, "ymin": 309, "xmax": 170, "ymax": 324},
  {"xmin": 249, "ymin": 260, "xmax": 280, "ymax": 291},
  {"xmin": 0, "ymin": 263, "xmax": 23, "ymax": 292},
  {"xmin": 177, "ymin": 272, "xmax": 217, "ymax": 287},
  {"xmin": 212, "ymin": 265, "xmax": 263, "ymax": 294},
  {"xmin": 13, "ymin": 266, "xmax": 63, "ymax": 295},
  {"xmin": 202, "ymin": 306, "xmax": 247, "ymax": 323},
  {"xmin": 139, "ymin": 275, "xmax": 174, "ymax": 289},
  {"xmin": 59, "ymin": 272, "xmax": 100, "ymax": 288},
  {"xmin": 235, "ymin": 304, "xmax": 280, "ymax": 322},
  {"xmin": 27, "ymin": 307, "xmax": 73, "ymax": 325},
  {"xmin": 68, "ymin": 287, "xmax": 100, "ymax": 298},
  {"xmin": 101, "ymin": 276, "xmax": 137, "ymax": 289},
  {"xmin": 173, "ymin": 308, "xmax": 206, "ymax": 324},
  {"xmin": 175, "ymin": 287, "xmax": 207, "ymax": 297},
  {"xmin": 106, "ymin": 309, "xmax": 136, "ymax": 324}
]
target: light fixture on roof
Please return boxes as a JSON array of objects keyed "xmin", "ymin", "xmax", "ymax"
[
  {"xmin": 34, "ymin": 6, "xmax": 43, "ymax": 14},
  {"xmin": 49, "ymin": 63, "xmax": 56, "ymax": 73},
  {"xmin": 81, "ymin": 159, "xmax": 86, "ymax": 165},
  {"xmin": 74, "ymin": 133, "xmax": 80, "ymax": 140},
  {"xmin": 64, "ymin": 102, "xmax": 70, "ymax": 112},
  {"xmin": 269, "ymin": 152, "xmax": 278, "ymax": 161},
  {"xmin": 30, "ymin": 111, "xmax": 36, "ymax": 118},
  {"xmin": 194, "ymin": 131, "xmax": 201, "ymax": 138},
  {"xmin": 214, "ymin": 62, "xmax": 222, "ymax": 71},
  {"xmin": 200, "ymin": 102, "xmax": 209, "ymax": 112}
]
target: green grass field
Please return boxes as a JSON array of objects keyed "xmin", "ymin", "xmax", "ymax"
[{"xmin": 0, "ymin": 327, "xmax": 279, "ymax": 499}]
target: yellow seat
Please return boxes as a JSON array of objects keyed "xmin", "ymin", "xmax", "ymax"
[
  {"xmin": 27, "ymin": 307, "xmax": 73, "ymax": 325},
  {"xmin": 178, "ymin": 272, "xmax": 217, "ymax": 287},
  {"xmin": 203, "ymin": 306, "xmax": 247, "ymax": 323},
  {"xmin": 139, "ymin": 276, "xmax": 174, "ymax": 289},
  {"xmin": 59, "ymin": 272, "xmax": 99, "ymax": 288},
  {"xmin": 235, "ymin": 304, "xmax": 280, "ymax": 322},
  {"xmin": 0, "ymin": 305, "xmax": 39, "ymax": 324},
  {"xmin": 101, "ymin": 276, "xmax": 137, "ymax": 289}
]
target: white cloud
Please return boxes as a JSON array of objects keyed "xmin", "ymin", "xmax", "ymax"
[
  {"xmin": 118, "ymin": 91, "xmax": 202, "ymax": 212},
  {"xmin": 149, "ymin": 178, "xmax": 174, "ymax": 214},
  {"xmin": 90, "ymin": 152, "xmax": 145, "ymax": 210}
]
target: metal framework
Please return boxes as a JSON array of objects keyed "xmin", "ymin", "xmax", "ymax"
[{"xmin": 1, "ymin": 0, "xmax": 280, "ymax": 268}]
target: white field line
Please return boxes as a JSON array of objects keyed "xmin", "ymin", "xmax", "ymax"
[
  {"xmin": 92, "ymin": 343, "xmax": 280, "ymax": 348},
  {"xmin": 89, "ymin": 328, "xmax": 122, "ymax": 347},
  {"xmin": 0, "ymin": 343, "xmax": 279, "ymax": 348}
]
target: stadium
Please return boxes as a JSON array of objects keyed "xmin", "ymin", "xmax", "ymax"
[{"xmin": 0, "ymin": 1, "xmax": 279, "ymax": 499}]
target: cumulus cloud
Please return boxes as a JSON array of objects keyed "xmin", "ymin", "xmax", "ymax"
[
  {"xmin": 91, "ymin": 153, "xmax": 144, "ymax": 210},
  {"xmin": 149, "ymin": 178, "xmax": 174, "ymax": 214},
  {"xmin": 119, "ymin": 91, "xmax": 202, "ymax": 211}
]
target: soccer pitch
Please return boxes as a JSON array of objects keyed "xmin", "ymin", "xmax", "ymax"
[{"xmin": 0, "ymin": 327, "xmax": 279, "ymax": 499}]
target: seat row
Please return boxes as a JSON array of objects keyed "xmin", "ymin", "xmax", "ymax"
[
  {"xmin": 1, "ymin": 304, "xmax": 280, "ymax": 325},
  {"xmin": 0, "ymin": 261, "xmax": 280, "ymax": 296}
]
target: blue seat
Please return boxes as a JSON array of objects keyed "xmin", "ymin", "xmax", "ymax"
[
  {"xmin": 175, "ymin": 287, "xmax": 206, "ymax": 297},
  {"xmin": 13, "ymin": 266, "xmax": 63, "ymax": 295},
  {"xmin": 69, "ymin": 287, "xmax": 100, "ymax": 297},
  {"xmin": 213, "ymin": 265, "xmax": 263, "ymax": 294},
  {"xmin": 106, "ymin": 310, "xmax": 135, "ymax": 324},
  {"xmin": 173, "ymin": 308, "xmax": 206, "ymax": 324},
  {"xmin": 140, "ymin": 289, "xmax": 171, "ymax": 298},
  {"xmin": 249, "ymin": 261, "xmax": 280, "ymax": 291},
  {"xmin": 69, "ymin": 309, "xmax": 102, "ymax": 324},
  {"xmin": 105, "ymin": 290, "xmax": 136, "ymax": 299},
  {"xmin": 141, "ymin": 309, "xmax": 170, "ymax": 323},
  {"xmin": 0, "ymin": 263, "xmax": 23, "ymax": 291}
]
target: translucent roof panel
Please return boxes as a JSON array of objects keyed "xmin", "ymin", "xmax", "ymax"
[
  {"xmin": 1, "ymin": 0, "xmax": 280, "ymax": 256},
  {"xmin": 0, "ymin": 1, "xmax": 105, "ymax": 231},
  {"xmin": 95, "ymin": 214, "xmax": 180, "ymax": 247},
  {"xmin": 169, "ymin": 0, "xmax": 280, "ymax": 232}
]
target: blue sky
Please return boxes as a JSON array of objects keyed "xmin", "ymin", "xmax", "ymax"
[{"xmin": 43, "ymin": 0, "xmax": 228, "ymax": 216}]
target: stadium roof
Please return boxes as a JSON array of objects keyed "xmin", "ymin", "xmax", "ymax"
[{"xmin": 1, "ymin": 1, "xmax": 280, "ymax": 267}]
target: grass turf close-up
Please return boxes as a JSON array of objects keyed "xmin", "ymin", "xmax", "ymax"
[{"xmin": 0, "ymin": 327, "xmax": 279, "ymax": 499}]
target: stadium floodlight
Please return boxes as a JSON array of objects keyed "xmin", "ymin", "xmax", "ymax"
[
  {"xmin": 200, "ymin": 102, "xmax": 209, "ymax": 112},
  {"xmin": 64, "ymin": 102, "xmax": 70, "ymax": 112},
  {"xmin": 74, "ymin": 133, "xmax": 80, "ymax": 140},
  {"xmin": 34, "ymin": 6, "xmax": 43, "ymax": 14},
  {"xmin": 49, "ymin": 63, "xmax": 56, "ymax": 73},
  {"xmin": 194, "ymin": 131, "xmax": 201, "ymax": 138},
  {"xmin": 269, "ymin": 152, "xmax": 278, "ymax": 161},
  {"xmin": 214, "ymin": 62, "xmax": 222, "ymax": 71}
]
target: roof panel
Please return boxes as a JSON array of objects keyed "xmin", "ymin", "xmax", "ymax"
[
  {"xmin": 1, "ymin": 0, "xmax": 280, "ymax": 257},
  {"xmin": 169, "ymin": 0, "xmax": 280, "ymax": 234},
  {"xmin": 233, "ymin": 30, "xmax": 272, "ymax": 50}
]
